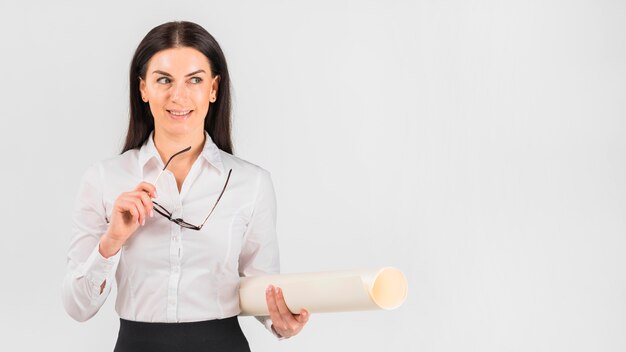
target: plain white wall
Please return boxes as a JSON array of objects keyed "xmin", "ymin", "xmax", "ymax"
[{"xmin": 0, "ymin": 0, "xmax": 625, "ymax": 351}]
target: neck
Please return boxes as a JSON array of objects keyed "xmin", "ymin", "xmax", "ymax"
[{"xmin": 153, "ymin": 128, "xmax": 205, "ymax": 168}]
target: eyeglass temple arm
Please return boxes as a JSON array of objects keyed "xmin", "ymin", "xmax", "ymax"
[
  {"xmin": 151, "ymin": 146, "xmax": 192, "ymax": 185},
  {"xmin": 200, "ymin": 169, "xmax": 233, "ymax": 226},
  {"xmin": 153, "ymin": 168, "xmax": 166, "ymax": 186}
]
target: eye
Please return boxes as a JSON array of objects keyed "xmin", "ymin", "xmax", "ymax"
[
  {"xmin": 157, "ymin": 77, "xmax": 171, "ymax": 84},
  {"xmin": 190, "ymin": 77, "xmax": 203, "ymax": 84}
]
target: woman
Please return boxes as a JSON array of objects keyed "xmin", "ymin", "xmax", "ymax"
[{"xmin": 62, "ymin": 21, "xmax": 308, "ymax": 351}]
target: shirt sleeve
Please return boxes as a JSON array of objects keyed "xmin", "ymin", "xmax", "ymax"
[
  {"xmin": 61, "ymin": 162, "xmax": 121, "ymax": 322},
  {"xmin": 238, "ymin": 169, "xmax": 286, "ymax": 340}
]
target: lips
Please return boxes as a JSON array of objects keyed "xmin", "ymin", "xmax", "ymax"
[{"xmin": 167, "ymin": 110, "xmax": 193, "ymax": 120}]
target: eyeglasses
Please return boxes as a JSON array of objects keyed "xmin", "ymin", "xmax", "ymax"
[{"xmin": 151, "ymin": 146, "xmax": 232, "ymax": 231}]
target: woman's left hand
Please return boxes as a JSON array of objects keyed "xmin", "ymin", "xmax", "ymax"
[{"xmin": 265, "ymin": 284, "xmax": 309, "ymax": 338}]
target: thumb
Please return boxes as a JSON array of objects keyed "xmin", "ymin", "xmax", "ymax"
[{"xmin": 295, "ymin": 309, "xmax": 309, "ymax": 324}]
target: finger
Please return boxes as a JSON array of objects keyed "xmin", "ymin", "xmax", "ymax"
[
  {"xmin": 127, "ymin": 196, "xmax": 146, "ymax": 226},
  {"xmin": 295, "ymin": 309, "xmax": 310, "ymax": 324},
  {"xmin": 134, "ymin": 182, "xmax": 157, "ymax": 198},
  {"xmin": 116, "ymin": 199, "xmax": 140, "ymax": 225},
  {"xmin": 130, "ymin": 191, "xmax": 154, "ymax": 218},
  {"xmin": 127, "ymin": 202, "xmax": 139, "ymax": 224},
  {"xmin": 138, "ymin": 191, "xmax": 154, "ymax": 218},
  {"xmin": 275, "ymin": 287, "xmax": 300, "ymax": 329},
  {"xmin": 266, "ymin": 285, "xmax": 287, "ymax": 330}
]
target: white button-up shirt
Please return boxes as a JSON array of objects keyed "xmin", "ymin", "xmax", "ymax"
[{"xmin": 61, "ymin": 130, "xmax": 279, "ymax": 336}]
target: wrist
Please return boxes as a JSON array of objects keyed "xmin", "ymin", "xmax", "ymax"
[
  {"xmin": 271, "ymin": 324, "xmax": 280, "ymax": 336},
  {"xmin": 99, "ymin": 233, "xmax": 124, "ymax": 258},
  {"xmin": 271, "ymin": 324, "xmax": 286, "ymax": 339}
]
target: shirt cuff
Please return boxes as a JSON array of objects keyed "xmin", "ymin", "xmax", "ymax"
[{"xmin": 82, "ymin": 244, "xmax": 121, "ymax": 298}]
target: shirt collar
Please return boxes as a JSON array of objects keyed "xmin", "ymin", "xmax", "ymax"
[{"xmin": 138, "ymin": 130, "xmax": 225, "ymax": 175}]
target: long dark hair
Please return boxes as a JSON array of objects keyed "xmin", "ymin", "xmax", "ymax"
[{"xmin": 122, "ymin": 21, "xmax": 233, "ymax": 154}]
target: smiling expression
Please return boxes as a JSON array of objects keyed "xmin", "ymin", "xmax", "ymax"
[{"xmin": 139, "ymin": 47, "xmax": 219, "ymax": 136}]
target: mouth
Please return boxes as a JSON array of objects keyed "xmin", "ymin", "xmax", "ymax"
[{"xmin": 167, "ymin": 109, "xmax": 193, "ymax": 120}]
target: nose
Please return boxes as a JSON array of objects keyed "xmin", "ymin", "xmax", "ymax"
[{"xmin": 170, "ymin": 81, "xmax": 189, "ymax": 104}]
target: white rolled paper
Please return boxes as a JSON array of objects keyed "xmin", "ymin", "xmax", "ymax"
[{"xmin": 239, "ymin": 267, "xmax": 408, "ymax": 316}]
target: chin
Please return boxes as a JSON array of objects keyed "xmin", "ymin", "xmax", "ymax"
[{"xmin": 159, "ymin": 121, "xmax": 203, "ymax": 135}]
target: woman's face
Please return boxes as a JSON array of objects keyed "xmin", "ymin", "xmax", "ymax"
[{"xmin": 139, "ymin": 47, "xmax": 219, "ymax": 137}]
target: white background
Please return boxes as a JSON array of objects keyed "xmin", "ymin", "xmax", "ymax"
[{"xmin": 0, "ymin": 0, "xmax": 625, "ymax": 351}]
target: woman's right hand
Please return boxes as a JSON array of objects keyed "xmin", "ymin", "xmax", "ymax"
[{"xmin": 100, "ymin": 182, "xmax": 157, "ymax": 257}]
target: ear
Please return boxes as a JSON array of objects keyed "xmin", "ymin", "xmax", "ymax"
[
  {"xmin": 211, "ymin": 75, "xmax": 220, "ymax": 96},
  {"xmin": 139, "ymin": 77, "xmax": 147, "ymax": 100}
]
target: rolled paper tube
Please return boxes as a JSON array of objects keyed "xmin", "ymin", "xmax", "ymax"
[{"xmin": 238, "ymin": 267, "xmax": 408, "ymax": 316}]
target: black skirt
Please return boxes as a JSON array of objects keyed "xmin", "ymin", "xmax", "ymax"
[{"xmin": 113, "ymin": 316, "xmax": 251, "ymax": 352}]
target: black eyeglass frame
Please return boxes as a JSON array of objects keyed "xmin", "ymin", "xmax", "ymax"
[{"xmin": 151, "ymin": 146, "xmax": 233, "ymax": 231}]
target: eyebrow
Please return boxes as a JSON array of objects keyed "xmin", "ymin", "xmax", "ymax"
[{"xmin": 152, "ymin": 69, "xmax": 206, "ymax": 77}]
